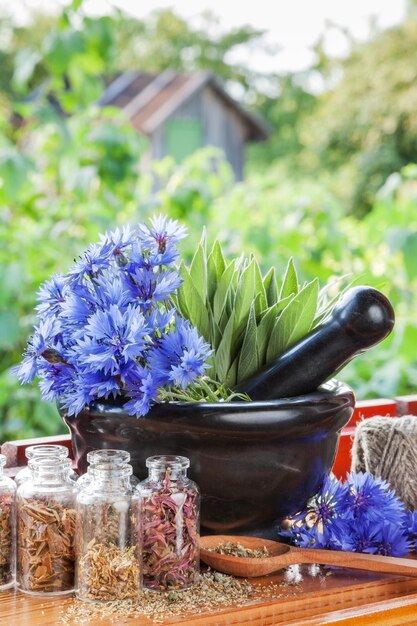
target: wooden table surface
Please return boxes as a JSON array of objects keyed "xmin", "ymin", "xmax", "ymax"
[{"xmin": 3, "ymin": 564, "xmax": 417, "ymax": 626}]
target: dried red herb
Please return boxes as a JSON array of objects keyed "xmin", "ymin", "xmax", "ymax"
[
  {"xmin": 17, "ymin": 497, "xmax": 76, "ymax": 593},
  {"xmin": 142, "ymin": 470, "xmax": 199, "ymax": 590},
  {"xmin": 0, "ymin": 494, "xmax": 14, "ymax": 587}
]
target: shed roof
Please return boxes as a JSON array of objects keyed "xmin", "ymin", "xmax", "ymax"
[{"xmin": 99, "ymin": 70, "xmax": 270, "ymax": 142}]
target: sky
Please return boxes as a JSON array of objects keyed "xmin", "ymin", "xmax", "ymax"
[{"xmin": 19, "ymin": 0, "xmax": 407, "ymax": 74}]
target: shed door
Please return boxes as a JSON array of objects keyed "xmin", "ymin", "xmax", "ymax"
[{"xmin": 165, "ymin": 119, "xmax": 203, "ymax": 162}]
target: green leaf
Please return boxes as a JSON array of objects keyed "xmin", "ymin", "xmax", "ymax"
[
  {"xmin": 267, "ymin": 279, "xmax": 319, "ymax": 362},
  {"xmin": 207, "ymin": 253, "xmax": 219, "ymax": 305},
  {"xmin": 234, "ymin": 259, "xmax": 256, "ymax": 327},
  {"xmin": 179, "ymin": 266, "xmax": 210, "ymax": 341},
  {"xmin": 224, "ymin": 356, "xmax": 239, "ymax": 388},
  {"xmin": 208, "ymin": 306, "xmax": 222, "ymax": 350},
  {"xmin": 253, "ymin": 258, "xmax": 267, "ymax": 311},
  {"xmin": 257, "ymin": 299, "xmax": 290, "ymax": 365},
  {"xmin": 279, "ymin": 258, "xmax": 298, "ymax": 300},
  {"xmin": 190, "ymin": 243, "xmax": 207, "ymax": 302},
  {"xmin": 210, "ymin": 240, "xmax": 226, "ymax": 281},
  {"xmin": 215, "ymin": 311, "xmax": 235, "ymax": 381},
  {"xmin": 213, "ymin": 261, "xmax": 236, "ymax": 324},
  {"xmin": 263, "ymin": 267, "xmax": 278, "ymax": 307},
  {"xmin": 237, "ymin": 303, "xmax": 259, "ymax": 383}
]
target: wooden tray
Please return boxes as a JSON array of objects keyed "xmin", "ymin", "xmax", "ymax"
[{"xmin": 3, "ymin": 565, "xmax": 417, "ymax": 626}]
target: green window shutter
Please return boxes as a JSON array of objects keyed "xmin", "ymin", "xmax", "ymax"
[{"xmin": 165, "ymin": 119, "xmax": 203, "ymax": 162}]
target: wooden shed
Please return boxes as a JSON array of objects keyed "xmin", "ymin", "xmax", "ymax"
[{"xmin": 99, "ymin": 70, "xmax": 270, "ymax": 180}]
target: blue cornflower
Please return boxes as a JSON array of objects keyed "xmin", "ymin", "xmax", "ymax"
[
  {"xmin": 148, "ymin": 318, "xmax": 212, "ymax": 388},
  {"xmin": 36, "ymin": 274, "xmax": 68, "ymax": 317},
  {"xmin": 285, "ymin": 472, "xmax": 412, "ymax": 558},
  {"xmin": 340, "ymin": 520, "xmax": 379, "ymax": 554},
  {"xmin": 125, "ymin": 268, "xmax": 182, "ymax": 308},
  {"xmin": 303, "ymin": 474, "xmax": 351, "ymax": 530},
  {"xmin": 59, "ymin": 372, "xmax": 98, "ymax": 416},
  {"xmin": 169, "ymin": 348, "xmax": 209, "ymax": 388},
  {"xmin": 98, "ymin": 226, "xmax": 136, "ymax": 266},
  {"xmin": 38, "ymin": 361, "xmax": 75, "ymax": 402},
  {"xmin": 93, "ymin": 275, "xmax": 130, "ymax": 310},
  {"xmin": 145, "ymin": 308, "xmax": 175, "ymax": 334},
  {"xmin": 138, "ymin": 214, "xmax": 187, "ymax": 258},
  {"xmin": 347, "ymin": 472, "xmax": 406, "ymax": 524},
  {"xmin": 124, "ymin": 370, "xmax": 161, "ymax": 417},
  {"xmin": 67, "ymin": 243, "xmax": 111, "ymax": 284},
  {"xmin": 14, "ymin": 318, "xmax": 61, "ymax": 383},
  {"xmin": 99, "ymin": 225, "xmax": 136, "ymax": 254},
  {"xmin": 15, "ymin": 215, "xmax": 211, "ymax": 417},
  {"xmin": 76, "ymin": 304, "xmax": 149, "ymax": 375},
  {"xmin": 341, "ymin": 520, "xmax": 410, "ymax": 557},
  {"xmin": 291, "ymin": 524, "xmax": 341, "ymax": 550},
  {"xmin": 81, "ymin": 370, "xmax": 122, "ymax": 401},
  {"xmin": 375, "ymin": 523, "xmax": 410, "ymax": 557}
]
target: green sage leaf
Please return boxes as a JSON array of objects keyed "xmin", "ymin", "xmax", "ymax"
[
  {"xmin": 279, "ymin": 258, "xmax": 298, "ymax": 300},
  {"xmin": 267, "ymin": 278, "xmax": 319, "ymax": 362},
  {"xmin": 190, "ymin": 243, "xmax": 207, "ymax": 302},
  {"xmin": 263, "ymin": 266, "xmax": 278, "ymax": 307},
  {"xmin": 237, "ymin": 303, "xmax": 259, "ymax": 383}
]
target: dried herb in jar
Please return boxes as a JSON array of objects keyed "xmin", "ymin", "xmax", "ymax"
[
  {"xmin": 141, "ymin": 467, "xmax": 199, "ymax": 591},
  {"xmin": 76, "ymin": 463, "xmax": 140, "ymax": 602},
  {"xmin": 17, "ymin": 497, "xmax": 76, "ymax": 593},
  {"xmin": 0, "ymin": 494, "xmax": 14, "ymax": 586},
  {"xmin": 77, "ymin": 538, "xmax": 140, "ymax": 601}
]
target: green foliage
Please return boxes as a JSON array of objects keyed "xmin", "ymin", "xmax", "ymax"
[
  {"xmin": 1, "ymin": 0, "xmax": 417, "ymax": 443},
  {"xmin": 307, "ymin": 19, "xmax": 417, "ymax": 215},
  {"xmin": 113, "ymin": 8, "xmax": 270, "ymax": 97},
  {"xmin": 248, "ymin": 74, "xmax": 317, "ymax": 169},
  {"xmin": 175, "ymin": 237, "xmax": 339, "ymax": 387}
]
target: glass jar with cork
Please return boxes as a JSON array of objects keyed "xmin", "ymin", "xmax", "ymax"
[
  {"xmin": 15, "ymin": 444, "xmax": 77, "ymax": 487},
  {"xmin": 16, "ymin": 457, "xmax": 76, "ymax": 595},
  {"xmin": 76, "ymin": 461, "xmax": 141, "ymax": 602},
  {"xmin": 76, "ymin": 449, "xmax": 139, "ymax": 490},
  {"xmin": 138, "ymin": 455, "xmax": 200, "ymax": 591}
]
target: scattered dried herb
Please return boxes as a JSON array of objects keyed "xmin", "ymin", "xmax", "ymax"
[
  {"xmin": 60, "ymin": 571, "xmax": 301, "ymax": 624},
  {"xmin": 17, "ymin": 496, "xmax": 76, "ymax": 593},
  {"xmin": 142, "ymin": 469, "xmax": 199, "ymax": 591},
  {"xmin": 77, "ymin": 538, "xmax": 140, "ymax": 601},
  {"xmin": 208, "ymin": 541, "xmax": 270, "ymax": 558},
  {"xmin": 0, "ymin": 494, "xmax": 14, "ymax": 587}
]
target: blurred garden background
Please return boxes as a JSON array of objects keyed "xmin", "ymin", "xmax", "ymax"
[{"xmin": 1, "ymin": 0, "xmax": 417, "ymax": 440}]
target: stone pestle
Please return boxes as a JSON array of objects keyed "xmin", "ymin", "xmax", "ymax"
[{"xmin": 235, "ymin": 286, "xmax": 395, "ymax": 400}]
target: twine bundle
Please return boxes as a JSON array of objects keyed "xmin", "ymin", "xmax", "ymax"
[{"xmin": 351, "ymin": 415, "xmax": 417, "ymax": 510}]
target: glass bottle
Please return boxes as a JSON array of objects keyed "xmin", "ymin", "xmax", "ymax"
[
  {"xmin": 76, "ymin": 449, "xmax": 139, "ymax": 489},
  {"xmin": 15, "ymin": 444, "xmax": 76, "ymax": 487},
  {"xmin": 138, "ymin": 455, "xmax": 200, "ymax": 591},
  {"xmin": 76, "ymin": 462, "xmax": 141, "ymax": 602},
  {"xmin": 0, "ymin": 454, "xmax": 16, "ymax": 590},
  {"xmin": 17, "ymin": 457, "xmax": 76, "ymax": 595}
]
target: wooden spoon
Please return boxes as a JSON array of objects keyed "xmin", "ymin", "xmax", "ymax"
[{"xmin": 199, "ymin": 535, "xmax": 417, "ymax": 578}]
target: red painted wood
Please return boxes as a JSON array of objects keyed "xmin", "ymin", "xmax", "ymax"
[
  {"xmin": 0, "ymin": 434, "xmax": 73, "ymax": 477},
  {"xmin": 332, "ymin": 427, "xmax": 356, "ymax": 480},
  {"xmin": 395, "ymin": 395, "xmax": 417, "ymax": 417},
  {"xmin": 345, "ymin": 399, "xmax": 397, "ymax": 428},
  {"xmin": 333, "ymin": 399, "xmax": 399, "ymax": 478}
]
